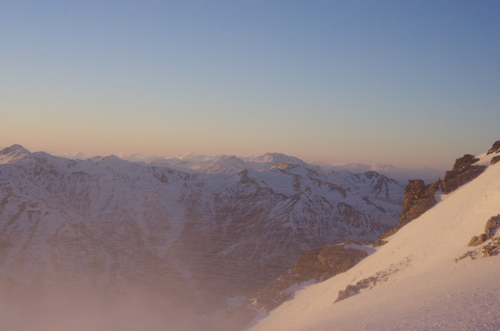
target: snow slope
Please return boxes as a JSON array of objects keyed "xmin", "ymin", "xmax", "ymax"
[{"xmin": 247, "ymin": 160, "xmax": 500, "ymax": 331}]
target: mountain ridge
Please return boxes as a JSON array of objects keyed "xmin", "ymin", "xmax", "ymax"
[{"xmin": 42, "ymin": 147, "xmax": 444, "ymax": 183}]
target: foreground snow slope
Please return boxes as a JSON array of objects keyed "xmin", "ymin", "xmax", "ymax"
[{"xmin": 248, "ymin": 161, "xmax": 500, "ymax": 331}]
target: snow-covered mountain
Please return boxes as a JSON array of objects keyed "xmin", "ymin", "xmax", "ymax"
[
  {"xmin": 246, "ymin": 141, "xmax": 500, "ymax": 331},
  {"xmin": 148, "ymin": 152, "xmax": 323, "ymax": 175},
  {"xmin": 58, "ymin": 149, "xmax": 444, "ymax": 183},
  {"xmin": 146, "ymin": 153, "xmax": 444, "ymax": 183},
  {"xmin": 0, "ymin": 145, "xmax": 404, "ymax": 330}
]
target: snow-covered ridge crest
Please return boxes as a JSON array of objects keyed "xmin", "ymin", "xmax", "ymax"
[{"xmin": 148, "ymin": 151, "xmax": 324, "ymax": 174}]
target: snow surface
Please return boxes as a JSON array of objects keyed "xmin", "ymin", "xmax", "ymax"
[{"xmin": 247, "ymin": 162, "xmax": 500, "ymax": 331}]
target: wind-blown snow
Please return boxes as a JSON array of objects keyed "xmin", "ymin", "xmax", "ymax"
[{"xmin": 247, "ymin": 161, "xmax": 500, "ymax": 331}]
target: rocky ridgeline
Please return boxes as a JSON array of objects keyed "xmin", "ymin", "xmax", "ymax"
[
  {"xmin": 441, "ymin": 154, "xmax": 486, "ymax": 194},
  {"xmin": 379, "ymin": 141, "xmax": 500, "ymax": 240}
]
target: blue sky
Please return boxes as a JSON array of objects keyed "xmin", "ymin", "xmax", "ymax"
[{"xmin": 1, "ymin": 0, "xmax": 499, "ymax": 168}]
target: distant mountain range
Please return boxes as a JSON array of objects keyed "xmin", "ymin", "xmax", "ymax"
[
  {"xmin": 46, "ymin": 150, "xmax": 444, "ymax": 183},
  {"xmin": 0, "ymin": 144, "xmax": 404, "ymax": 330}
]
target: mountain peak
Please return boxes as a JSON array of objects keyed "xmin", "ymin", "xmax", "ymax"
[
  {"xmin": 0, "ymin": 144, "xmax": 31, "ymax": 164},
  {"xmin": 1, "ymin": 144, "xmax": 30, "ymax": 155},
  {"xmin": 253, "ymin": 152, "xmax": 300, "ymax": 163},
  {"xmin": 252, "ymin": 152, "xmax": 308, "ymax": 167}
]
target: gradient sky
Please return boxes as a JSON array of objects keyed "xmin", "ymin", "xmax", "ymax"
[{"xmin": 1, "ymin": 0, "xmax": 499, "ymax": 169}]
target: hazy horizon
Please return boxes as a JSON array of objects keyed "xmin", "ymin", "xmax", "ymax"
[{"xmin": 1, "ymin": 143, "xmax": 451, "ymax": 171}]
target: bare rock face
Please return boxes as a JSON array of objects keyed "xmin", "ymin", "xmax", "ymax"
[
  {"xmin": 379, "ymin": 180, "xmax": 440, "ymax": 240},
  {"xmin": 399, "ymin": 180, "xmax": 440, "ymax": 222},
  {"xmin": 442, "ymin": 154, "xmax": 486, "ymax": 194}
]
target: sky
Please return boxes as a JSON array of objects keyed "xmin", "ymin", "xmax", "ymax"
[{"xmin": 1, "ymin": 0, "xmax": 499, "ymax": 169}]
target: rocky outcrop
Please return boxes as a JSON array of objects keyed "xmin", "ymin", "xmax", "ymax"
[
  {"xmin": 441, "ymin": 154, "xmax": 486, "ymax": 194},
  {"xmin": 468, "ymin": 215, "xmax": 500, "ymax": 247},
  {"xmin": 484, "ymin": 215, "xmax": 499, "ymax": 237},
  {"xmin": 334, "ymin": 276, "xmax": 377, "ymax": 303},
  {"xmin": 487, "ymin": 141, "xmax": 500, "ymax": 155},
  {"xmin": 482, "ymin": 240, "xmax": 499, "ymax": 257},
  {"xmin": 380, "ymin": 141, "xmax": 500, "ymax": 241},
  {"xmin": 379, "ymin": 180, "xmax": 440, "ymax": 240},
  {"xmin": 246, "ymin": 241, "xmax": 382, "ymax": 313},
  {"xmin": 468, "ymin": 234, "xmax": 488, "ymax": 247}
]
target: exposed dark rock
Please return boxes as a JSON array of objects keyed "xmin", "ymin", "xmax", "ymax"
[
  {"xmin": 455, "ymin": 251, "xmax": 477, "ymax": 262},
  {"xmin": 334, "ymin": 276, "xmax": 377, "ymax": 303},
  {"xmin": 442, "ymin": 154, "xmax": 486, "ymax": 194},
  {"xmin": 379, "ymin": 180, "xmax": 439, "ymax": 240},
  {"xmin": 487, "ymin": 141, "xmax": 500, "ymax": 155},
  {"xmin": 399, "ymin": 180, "xmax": 440, "ymax": 222},
  {"xmin": 491, "ymin": 155, "xmax": 500, "ymax": 165},
  {"xmin": 246, "ymin": 241, "xmax": 378, "ymax": 313},
  {"xmin": 482, "ymin": 243, "xmax": 499, "ymax": 257},
  {"xmin": 467, "ymin": 214, "xmax": 500, "ymax": 247},
  {"xmin": 468, "ymin": 234, "xmax": 488, "ymax": 247},
  {"xmin": 484, "ymin": 215, "xmax": 499, "ymax": 238}
]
